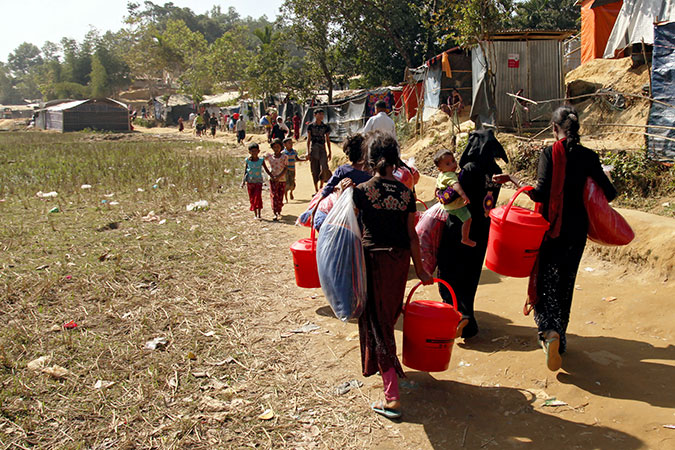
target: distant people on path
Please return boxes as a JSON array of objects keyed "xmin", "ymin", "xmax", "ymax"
[
  {"xmin": 235, "ymin": 114, "xmax": 246, "ymax": 143},
  {"xmin": 282, "ymin": 137, "xmax": 306, "ymax": 202},
  {"xmin": 272, "ymin": 116, "xmax": 289, "ymax": 141},
  {"xmin": 352, "ymin": 133, "xmax": 432, "ymax": 420},
  {"xmin": 306, "ymin": 109, "xmax": 332, "ymax": 192},
  {"xmin": 363, "ymin": 100, "xmax": 396, "ymax": 138},
  {"xmin": 241, "ymin": 142, "xmax": 264, "ymax": 220},
  {"xmin": 435, "ymin": 129, "xmax": 510, "ymax": 340},
  {"xmin": 264, "ymin": 139, "xmax": 288, "ymax": 221},
  {"xmin": 493, "ymin": 106, "xmax": 617, "ymax": 371},
  {"xmin": 195, "ymin": 114, "xmax": 206, "ymax": 136},
  {"xmin": 178, "ymin": 117, "xmax": 184, "ymax": 132},
  {"xmin": 292, "ymin": 113, "xmax": 301, "ymax": 140},
  {"xmin": 209, "ymin": 114, "xmax": 218, "ymax": 137}
]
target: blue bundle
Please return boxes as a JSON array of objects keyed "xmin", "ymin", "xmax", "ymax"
[{"xmin": 316, "ymin": 188, "xmax": 367, "ymax": 321}]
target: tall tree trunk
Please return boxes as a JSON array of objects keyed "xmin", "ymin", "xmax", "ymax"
[{"xmin": 319, "ymin": 58, "xmax": 333, "ymax": 105}]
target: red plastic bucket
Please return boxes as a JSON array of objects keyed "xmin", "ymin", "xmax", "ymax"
[
  {"xmin": 290, "ymin": 225, "xmax": 321, "ymax": 288},
  {"xmin": 402, "ymin": 278, "xmax": 462, "ymax": 372},
  {"xmin": 486, "ymin": 186, "xmax": 549, "ymax": 278}
]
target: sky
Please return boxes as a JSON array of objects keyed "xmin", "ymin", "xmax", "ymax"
[{"xmin": 1, "ymin": 0, "xmax": 284, "ymax": 63}]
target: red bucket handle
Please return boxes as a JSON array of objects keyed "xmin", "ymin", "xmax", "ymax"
[
  {"xmin": 404, "ymin": 278, "xmax": 458, "ymax": 313},
  {"xmin": 416, "ymin": 198, "xmax": 429, "ymax": 210},
  {"xmin": 501, "ymin": 185, "xmax": 533, "ymax": 223}
]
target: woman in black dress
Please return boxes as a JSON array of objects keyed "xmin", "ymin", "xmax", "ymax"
[
  {"xmin": 495, "ymin": 105, "xmax": 616, "ymax": 371},
  {"xmin": 436, "ymin": 129, "xmax": 510, "ymax": 339}
]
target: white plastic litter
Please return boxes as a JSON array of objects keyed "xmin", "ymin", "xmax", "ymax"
[{"xmin": 186, "ymin": 200, "xmax": 209, "ymax": 212}]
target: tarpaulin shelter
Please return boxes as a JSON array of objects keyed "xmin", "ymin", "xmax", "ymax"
[
  {"xmin": 647, "ymin": 21, "xmax": 675, "ymax": 161},
  {"xmin": 37, "ymin": 98, "xmax": 129, "ymax": 132},
  {"xmin": 604, "ymin": 0, "xmax": 675, "ymax": 58},
  {"xmin": 471, "ymin": 30, "xmax": 573, "ymax": 129},
  {"xmin": 580, "ymin": 0, "xmax": 624, "ymax": 64},
  {"xmin": 420, "ymin": 48, "xmax": 473, "ymax": 121},
  {"xmin": 298, "ymin": 87, "xmax": 398, "ymax": 142},
  {"xmin": 152, "ymin": 94, "xmax": 195, "ymax": 125}
]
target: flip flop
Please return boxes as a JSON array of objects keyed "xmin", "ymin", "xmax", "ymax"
[
  {"xmin": 455, "ymin": 316, "xmax": 470, "ymax": 339},
  {"xmin": 371, "ymin": 401, "xmax": 402, "ymax": 420},
  {"xmin": 541, "ymin": 331, "xmax": 562, "ymax": 371}
]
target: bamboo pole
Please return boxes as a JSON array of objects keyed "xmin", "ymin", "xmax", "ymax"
[{"xmin": 589, "ymin": 123, "xmax": 675, "ymax": 131}]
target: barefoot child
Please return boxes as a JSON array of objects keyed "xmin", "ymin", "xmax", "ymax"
[
  {"xmin": 434, "ymin": 149, "xmax": 476, "ymax": 247},
  {"xmin": 264, "ymin": 139, "xmax": 288, "ymax": 221},
  {"xmin": 241, "ymin": 143, "xmax": 264, "ymax": 219},
  {"xmin": 282, "ymin": 137, "xmax": 305, "ymax": 202}
]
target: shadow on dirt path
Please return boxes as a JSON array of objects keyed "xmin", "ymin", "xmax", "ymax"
[{"xmin": 400, "ymin": 372, "xmax": 644, "ymax": 449}]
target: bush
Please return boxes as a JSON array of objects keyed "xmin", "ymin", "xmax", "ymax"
[
  {"xmin": 507, "ymin": 141, "xmax": 542, "ymax": 176},
  {"xmin": 601, "ymin": 150, "xmax": 675, "ymax": 199},
  {"xmin": 135, "ymin": 117, "xmax": 158, "ymax": 128}
]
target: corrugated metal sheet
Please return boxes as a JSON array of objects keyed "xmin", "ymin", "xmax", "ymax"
[
  {"xmin": 491, "ymin": 39, "xmax": 563, "ymax": 128},
  {"xmin": 39, "ymin": 98, "xmax": 129, "ymax": 132}
]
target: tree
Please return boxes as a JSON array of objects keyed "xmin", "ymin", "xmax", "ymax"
[
  {"xmin": 0, "ymin": 63, "xmax": 22, "ymax": 104},
  {"xmin": 208, "ymin": 26, "xmax": 254, "ymax": 94},
  {"xmin": 90, "ymin": 54, "xmax": 108, "ymax": 97},
  {"xmin": 7, "ymin": 43, "xmax": 43, "ymax": 75},
  {"xmin": 509, "ymin": 0, "xmax": 579, "ymax": 31},
  {"xmin": 246, "ymin": 26, "xmax": 287, "ymax": 102},
  {"xmin": 282, "ymin": 0, "xmax": 347, "ymax": 104}
]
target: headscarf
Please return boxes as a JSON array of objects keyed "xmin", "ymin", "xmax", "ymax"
[{"xmin": 459, "ymin": 129, "xmax": 509, "ymax": 174}]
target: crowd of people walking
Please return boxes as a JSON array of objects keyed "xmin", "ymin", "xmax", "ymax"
[{"xmin": 240, "ymin": 101, "xmax": 617, "ymax": 420}]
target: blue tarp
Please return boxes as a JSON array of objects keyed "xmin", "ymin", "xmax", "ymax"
[
  {"xmin": 423, "ymin": 65, "xmax": 442, "ymax": 121},
  {"xmin": 648, "ymin": 21, "xmax": 675, "ymax": 161}
]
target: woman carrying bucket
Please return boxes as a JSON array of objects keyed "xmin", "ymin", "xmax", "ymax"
[
  {"xmin": 493, "ymin": 105, "xmax": 616, "ymax": 371},
  {"xmin": 352, "ymin": 133, "xmax": 432, "ymax": 419}
]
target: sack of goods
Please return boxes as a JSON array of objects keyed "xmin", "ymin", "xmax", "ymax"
[
  {"xmin": 584, "ymin": 178, "xmax": 634, "ymax": 246},
  {"xmin": 316, "ymin": 187, "xmax": 367, "ymax": 321},
  {"xmin": 415, "ymin": 203, "xmax": 449, "ymax": 274}
]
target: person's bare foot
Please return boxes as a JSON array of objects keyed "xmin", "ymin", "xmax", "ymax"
[
  {"xmin": 461, "ymin": 238, "xmax": 477, "ymax": 247},
  {"xmin": 290, "ymin": 192, "xmax": 294, "ymax": 200}
]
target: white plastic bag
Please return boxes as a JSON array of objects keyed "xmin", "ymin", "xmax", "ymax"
[{"xmin": 316, "ymin": 187, "xmax": 367, "ymax": 321}]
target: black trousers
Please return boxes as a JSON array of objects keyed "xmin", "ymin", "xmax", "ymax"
[{"xmin": 533, "ymin": 237, "xmax": 586, "ymax": 353}]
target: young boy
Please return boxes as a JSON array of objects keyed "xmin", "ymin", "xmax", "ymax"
[
  {"xmin": 434, "ymin": 149, "xmax": 476, "ymax": 247},
  {"xmin": 282, "ymin": 137, "xmax": 306, "ymax": 202},
  {"xmin": 241, "ymin": 143, "xmax": 264, "ymax": 219}
]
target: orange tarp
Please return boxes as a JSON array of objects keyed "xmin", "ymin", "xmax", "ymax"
[{"xmin": 581, "ymin": 0, "xmax": 624, "ymax": 64}]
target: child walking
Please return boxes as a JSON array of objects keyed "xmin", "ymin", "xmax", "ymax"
[
  {"xmin": 434, "ymin": 149, "xmax": 476, "ymax": 247},
  {"xmin": 265, "ymin": 139, "xmax": 288, "ymax": 221},
  {"xmin": 282, "ymin": 137, "xmax": 305, "ymax": 202},
  {"xmin": 241, "ymin": 143, "xmax": 264, "ymax": 219}
]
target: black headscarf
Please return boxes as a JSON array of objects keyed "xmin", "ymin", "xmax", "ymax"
[{"xmin": 459, "ymin": 129, "xmax": 508, "ymax": 175}]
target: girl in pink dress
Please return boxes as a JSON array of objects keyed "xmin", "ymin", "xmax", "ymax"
[{"xmin": 264, "ymin": 139, "xmax": 288, "ymax": 220}]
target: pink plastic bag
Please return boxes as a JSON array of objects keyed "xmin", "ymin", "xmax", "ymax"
[
  {"xmin": 584, "ymin": 178, "xmax": 634, "ymax": 246},
  {"xmin": 415, "ymin": 203, "xmax": 449, "ymax": 273},
  {"xmin": 393, "ymin": 159, "xmax": 420, "ymax": 190}
]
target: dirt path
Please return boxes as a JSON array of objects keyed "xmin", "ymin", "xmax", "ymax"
[{"xmin": 145, "ymin": 127, "xmax": 675, "ymax": 449}]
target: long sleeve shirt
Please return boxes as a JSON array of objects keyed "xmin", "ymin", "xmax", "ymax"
[{"xmin": 529, "ymin": 142, "xmax": 617, "ymax": 242}]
